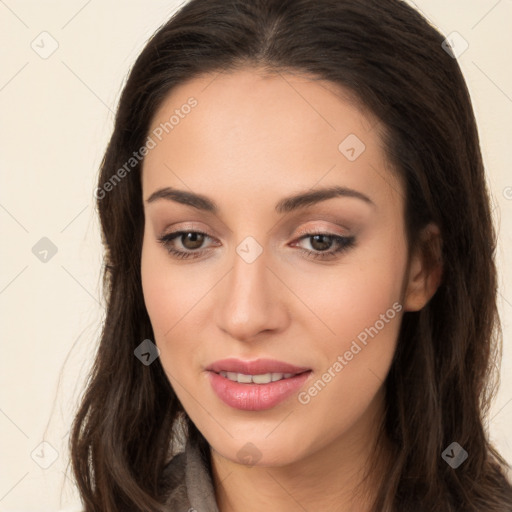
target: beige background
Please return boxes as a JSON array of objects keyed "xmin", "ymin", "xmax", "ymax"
[{"xmin": 0, "ymin": 0, "xmax": 511, "ymax": 510}]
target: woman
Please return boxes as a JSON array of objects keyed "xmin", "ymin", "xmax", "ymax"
[{"xmin": 70, "ymin": 0, "xmax": 512, "ymax": 510}]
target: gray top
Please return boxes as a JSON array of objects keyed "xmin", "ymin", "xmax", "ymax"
[{"xmin": 163, "ymin": 440, "xmax": 220, "ymax": 512}]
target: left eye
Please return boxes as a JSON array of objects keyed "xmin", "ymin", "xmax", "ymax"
[
  {"xmin": 157, "ymin": 231, "xmax": 356, "ymax": 261},
  {"xmin": 292, "ymin": 233, "xmax": 356, "ymax": 260}
]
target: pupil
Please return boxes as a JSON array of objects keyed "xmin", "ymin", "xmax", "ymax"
[
  {"xmin": 311, "ymin": 234, "xmax": 331, "ymax": 251},
  {"xmin": 183, "ymin": 232, "xmax": 204, "ymax": 249}
]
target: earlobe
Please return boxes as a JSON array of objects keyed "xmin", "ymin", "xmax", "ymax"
[{"xmin": 403, "ymin": 223, "xmax": 443, "ymax": 312}]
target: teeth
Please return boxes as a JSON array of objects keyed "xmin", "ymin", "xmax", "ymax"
[
  {"xmin": 218, "ymin": 371, "xmax": 295, "ymax": 383},
  {"xmin": 236, "ymin": 372, "xmax": 252, "ymax": 384},
  {"xmin": 253, "ymin": 373, "xmax": 273, "ymax": 384}
]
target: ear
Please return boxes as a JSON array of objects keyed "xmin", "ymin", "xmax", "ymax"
[{"xmin": 403, "ymin": 222, "xmax": 443, "ymax": 312}]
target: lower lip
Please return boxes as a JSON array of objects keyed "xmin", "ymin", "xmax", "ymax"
[{"xmin": 207, "ymin": 371, "xmax": 311, "ymax": 411}]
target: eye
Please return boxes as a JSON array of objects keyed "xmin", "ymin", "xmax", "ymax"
[
  {"xmin": 157, "ymin": 230, "xmax": 216, "ymax": 260},
  {"xmin": 292, "ymin": 232, "xmax": 356, "ymax": 261},
  {"xmin": 157, "ymin": 230, "xmax": 356, "ymax": 261}
]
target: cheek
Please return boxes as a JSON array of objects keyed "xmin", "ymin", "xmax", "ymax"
[
  {"xmin": 140, "ymin": 238, "xmax": 214, "ymax": 391},
  {"xmin": 290, "ymin": 234, "xmax": 407, "ymax": 347},
  {"xmin": 294, "ymin": 265, "xmax": 404, "ymax": 443},
  {"xmin": 290, "ymin": 232, "xmax": 406, "ymax": 426},
  {"xmin": 141, "ymin": 239, "xmax": 186, "ymax": 363},
  {"xmin": 141, "ymin": 234, "xmax": 205, "ymax": 339},
  {"xmin": 141, "ymin": 264, "xmax": 190, "ymax": 399},
  {"xmin": 141, "ymin": 241, "xmax": 173, "ymax": 338}
]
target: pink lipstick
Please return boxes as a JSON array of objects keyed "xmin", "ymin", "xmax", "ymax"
[{"xmin": 205, "ymin": 358, "xmax": 312, "ymax": 411}]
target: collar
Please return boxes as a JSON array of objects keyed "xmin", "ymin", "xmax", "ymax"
[{"xmin": 164, "ymin": 438, "xmax": 220, "ymax": 512}]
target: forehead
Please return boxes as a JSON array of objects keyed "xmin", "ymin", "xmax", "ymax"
[{"xmin": 142, "ymin": 67, "xmax": 402, "ymax": 212}]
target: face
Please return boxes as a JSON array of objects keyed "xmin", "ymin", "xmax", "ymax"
[{"xmin": 140, "ymin": 67, "xmax": 434, "ymax": 467}]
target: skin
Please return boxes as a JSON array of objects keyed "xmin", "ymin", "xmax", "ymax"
[{"xmin": 140, "ymin": 67, "xmax": 442, "ymax": 511}]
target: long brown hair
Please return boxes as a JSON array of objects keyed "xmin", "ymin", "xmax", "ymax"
[{"xmin": 70, "ymin": 0, "xmax": 512, "ymax": 510}]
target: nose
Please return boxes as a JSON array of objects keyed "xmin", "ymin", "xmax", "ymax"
[{"xmin": 215, "ymin": 247, "xmax": 289, "ymax": 342}]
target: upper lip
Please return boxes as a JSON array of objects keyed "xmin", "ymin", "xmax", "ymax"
[{"xmin": 206, "ymin": 358, "xmax": 311, "ymax": 375}]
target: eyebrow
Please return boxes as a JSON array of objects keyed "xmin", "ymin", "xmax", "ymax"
[{"xmin": 145, "ymin": 185, "xmax": 375, "ymax": 213}]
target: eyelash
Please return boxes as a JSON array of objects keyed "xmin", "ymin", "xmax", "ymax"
[{"xmin": 157, "ymin": 229, "xmax": 356, "ymax": 261}]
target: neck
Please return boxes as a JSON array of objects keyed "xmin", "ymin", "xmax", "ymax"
[{"xmin": 210, "ymin": 388, "xmax": 392, "ymax": 512}]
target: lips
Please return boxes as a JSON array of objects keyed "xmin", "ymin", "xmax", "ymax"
[{"xmin": 205, "ymin": 358, "xmax": 312, "ymax": 411}]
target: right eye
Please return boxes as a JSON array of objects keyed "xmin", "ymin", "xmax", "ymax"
[{"xmin": 157, "ymin": 230, "xmax": 217, "ymax": 260}]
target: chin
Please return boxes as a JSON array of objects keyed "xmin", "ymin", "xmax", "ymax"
[{"xmin": 209, "ymin": 434, "xmax": 306, "ymax": 468}]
